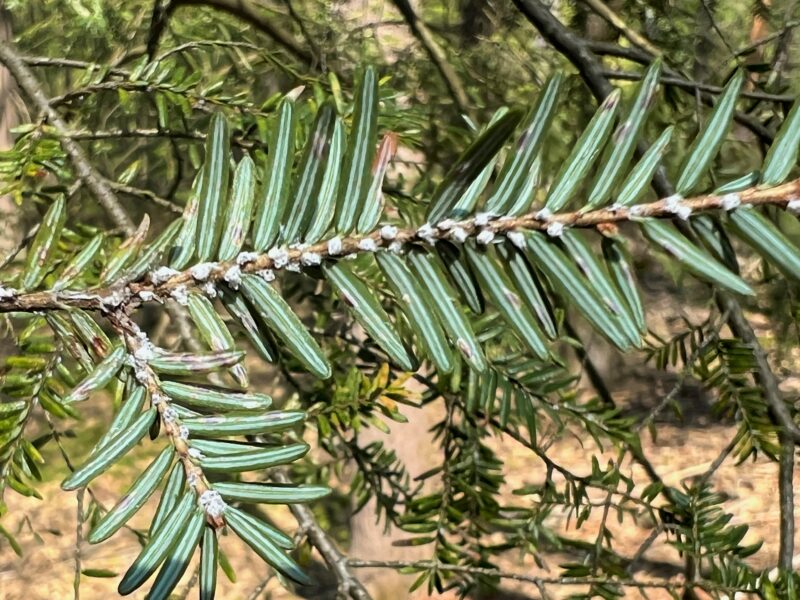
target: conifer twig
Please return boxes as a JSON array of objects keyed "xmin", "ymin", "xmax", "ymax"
[{"xmin": 272, "ymin": 469, "xmax": 373, "ymax": 600}]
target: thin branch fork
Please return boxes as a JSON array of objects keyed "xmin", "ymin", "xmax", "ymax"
[
  {"xmin": 586, "ymin": 40, "xmax": 795, "ymax": 103},
  {"xmin": 513, "ymin": 0, "xmax": 775, "ymax": 148},
  {"xmin": 272, "ymin": 470, "xmax": 373, "ymax": 600}
]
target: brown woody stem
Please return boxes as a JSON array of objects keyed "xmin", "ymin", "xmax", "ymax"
[
  {"xmin": 0, "ymin": 177, "xmax": 798, "ymax": 315},
  {"xmin": 106, "ymin": 310, "xmax": 222, "ymax": 527}
]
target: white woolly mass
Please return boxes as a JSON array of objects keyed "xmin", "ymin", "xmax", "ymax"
[
  {"xmin": 476, "ymin": 229, "xmax": 495, "ymax": 245},
  {"xmin": 675, "ymin": 205, "xmax": 692, "ymax": 220},
  {"xmin": 236, "ymin": 251, "xmax": 259, "ymax": 266},
  {"xmin": 327, "ymin": 236, "xmax": 343, "ymax": 255},
  {"xmin": 506, "ymin": 231, "xmax": 526, "ymax": 249},
  {"xmin": 257, "ymin": 269, "xmax": 275, "ymax": 282},
  {"xmin": 162, "ymin": 406, "xmax": 179, "ymax": 423},
  {"xmin": 201, "ymin": 282, "xmax": 217, "ymax": 298},
  {"xmin": 437, "ymin": 218, "xmax": 456, "ymax": 231},
  {"xmin": 102, "ymin": 289, "xmax": 128, "ymax": 308},
  {"xmin": 187, "ymin": 447, "xmax": 206, "ymax": 460},
  {"xmin": 133, "ymin": 363, "xmax": 150, "ymax": 385},
  {"xmin": 189, "ymin": 262, "xmax": 215, "ymax": 281},
  {"xmin": 0, "ymin": 285, "xmax": 17, "ymax": 299},
  {"xmin": 199, "ymin": 490, "xmax": 227, "ymax": 518},
  {"xmin": 151, "ymin": 392, "xmax": 167, "ymax": 406},
  {"xmin": 663, "ymin": 194, "xmax": 684, "ymax": 213},
  {"xmin": 223, "ymin": 265, "xmax": 242, "ymax": 289},
  {"xmin": 416, "ymin": 223, "xmax": 438, "ymax": 244},
  {"xmin": 388, "ymin": 241, "xmax": 403, "ymax": 254},
  {"xmin": 628, "ymin": 204, "xmax": 645, "ymax": 216},
  {"xmin": 788, "ymin": 198, "xmax": 800, "ymax": 213},
  {"xmin": 451, "ymin": 227, "xmax": 469, "ymax": 243},
  {"xmin": 289, "ymin": 242, "xmax": 310, "ymax": 251},
  {"xmin": 137, "ymin": 290, "xmax": 155, "ymax": 302},
  {"xmin": 267, "ymin": 247, "xmax": 289, "ymax": 269},
  {"xmin": 301, "ymin": 251, "xmax": 322, "ymax": 266},
  {"xmin": 380, "ymin": 225, "xmax": 398, "ymax": 240},
  {"xmin": 474, "ymin": 212, "xmax": 492, "ymax": 226},
  {"xmin": 178, "ymin": 425, "xmax": 190, "ymax": 440},
  {"xmin": 170, "ymin": 285, "xmax": 189, "ymax": 306},
  {"xmin": 186, "ymin": 471, "xmax": 199, "ymax": 487},
  {"xmin": 285, "ymin": 262, "xmax": 302, "ymax": 272},
  {"xmin": 150, "ymin": 266, "xmax": 179, "ymax": 285},
  {"xmin": 546, "ymin": 222, "xmax": 565, "ymax": 237},
  {"xmin": 720, "ymin": 193, "xmax": 741, "ymax": 211},
  {"xmin": 134, "ymin": 342, "xmax": 157, "ymax": 361},
  {"xmin": 535, "ymin": 208, "xmax": 552, "ymax": 220},
  {"xmin": 358, "ymin": 237, "xmax": 378, "ymax": 252}
]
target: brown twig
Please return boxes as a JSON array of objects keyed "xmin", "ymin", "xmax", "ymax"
[
  {"xmin": 18, "ymin": 54, "xmax": 128, "ymax": 76},
  {"xmin": 601, "ymin": 68, "xmax": 793, "ymax": 104},
  {"xmin": 107, "ymin": 310, "xmax": 221, "ymax": 525},
  {"xmin": 721, "ymin": 294, "xmax": 800, "ymax": 447},
  {"xmin": 104, "ymin": 179, "xmax": 183, "ymax": 214},
  {"xmin": 583, "ymin": 40, "xmax": 775, "ymax": 143},
  {"xmin": 73, "ymin": 488, "xmax": 85, "ymax": 600},
  {"xmin": 67, "ymin": 126, "xmax": 262, "ymax": 150},
  {"xmin": 0, "ymin": 177, "xmax": 797, "ymax": 314},
  {"xmin": 272, "ymin": 469, "xmax": 373, "ymax": 600},
  {"xmin": 777, "ymin": 429, "xmax": 795, "ymax": 571}
]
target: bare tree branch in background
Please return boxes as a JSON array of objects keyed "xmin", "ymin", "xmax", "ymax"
[
  {"xmin": 154, "ymin": 0, "xmax": 314, "ymax": 66},
  {"xmin": 390, "ymin": 0, "xmax": 474, "ymax": 119},
  {"xmin": 273, "ymin": 470, "xmax": 373, "ymax": 600},
  {"xmin": 578, "ymin": 0, "xmax": 661, "ymax": 56}
]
